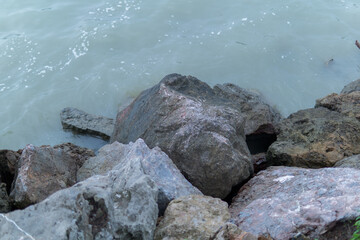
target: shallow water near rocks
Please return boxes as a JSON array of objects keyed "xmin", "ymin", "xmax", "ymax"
[{"xmin": 1, "ymin": 0, "xmax": 360, "ymax": 150}]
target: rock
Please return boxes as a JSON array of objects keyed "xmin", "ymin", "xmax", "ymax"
[
  {"xmin": 334, "ymin": 154, "xmax": 360, "ymax": 169},
  {"xmin": 53, "ymin": 142, "xmax": 95, "ymax": 170},
  {"xmin": 9, "ymin": 144, "xmax": 78, "ymax": 208},
  {"xmin": 78, "ymin": 139, "xmax": 202, "ymax": 215},
  {"xmin": 154, "ymin": 195, "xmax": 230, "ymax": 240},
  {"xmin": 60, "ymin": 107, "xmax": 114, "ymax": 140},
  {"xmin": 341, "ymin": 78, "xmax": 360, "ymax": 94},
  {"xmin": 267, "ymin": 107, "xmax": 360, "ymax": 168},
  {"xmin": 315, "ymin": 91, "xmax": 360, "ymax": 120},
  {"xmin": 0, "ymin": 150, "xmax": 159, "ymax": 240},
  {"xmin": 229, "ymin": 166, "xmax": 360, "ymax": 240},
  {"xmin": 0, "ymin": 150, "xmax": 20, "ymax": 194},
  {"xmin": 211, "ymin": 223, "xmax": 272, "ymax": 240},
  {"xmin": 111, "ymin": 73, "xmax": 275, "ymax": 198},
  {"xmin": 0, "ymin": 183, "xmax": 10, "ymax": 213}
]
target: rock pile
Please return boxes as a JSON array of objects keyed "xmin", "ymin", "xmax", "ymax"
[{"xmin": 1, "ymin": 74, "xmax": 360, "ymax": 239}]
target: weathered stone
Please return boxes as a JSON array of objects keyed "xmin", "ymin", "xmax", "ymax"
[
  {"xmin": 211, "ymin": 223, "xmax": 272, "ymax": 240},
  {"xmin": 111, "ymin": 74, "xmax": 263, "ymax": 198},
  {"xmin": 341, "ymin": 78, "xmax": 360, "ymax": 94},
  {"xmin": 229, "ymin": 166, "xmax": 360, "ymax": 240},
  {"xmin": 154, "ymin": 195, "xmax": 230, "ymax": 240},
  {"xmin": 267, "ymin": 107, "xmax": 360, "ymax": 168},
  {"xmin": 334, "ymin": 154, "xmax": 360, "ymax": 169},
  {"xmin": 0, "ymin": 183, "xmax": 10, "ymax": 213},
  {"xmin": 78, "ymin": 139, "xmax": 202, "ymax": 215},
  {"xmin": 0, "ymin": 151, "xmax": 158, "ymax": 240},
  {"xmin": 315, "ymin": 91, "xmax": 360, "ymax": 120},
  {"xmin": 61, "ymin": 107, "xmax": 114, "ymax": 140},
  {"xmin": 53, "ymin": 142, "xmax": 95, "ymax": 170},
  {"xmin": 9, "ymin": 144, "xmax": 78, "ymax": 208}
]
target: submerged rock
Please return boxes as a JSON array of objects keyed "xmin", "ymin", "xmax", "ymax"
[
  {"xmin": 60, "ymin": 107, "xmax": 114, "ymax": 140},
  {"xmin": 111, "ymin": 74, "xmax": 279, "ymax": 198},
  {"xmin": 0, "ymin": 148, "xmax": 159, "ymax": 240},
  {"xmin": 10, "ymin": 144, "xmax": 78, "ymax": 208},
  {"xmin": 154, "ymin": 195, "xmax": 230, "ymax": 240},
  {"xmin": 267, "ymin": 107, "xmax": 360, "ymax": 168},
  {"xmin": 229, "ymin": 166, "xmax": 360, "ymax": 240},
  {"xmin": 78, "ymin": 139, "xmax": 202, "ymax": 215}
]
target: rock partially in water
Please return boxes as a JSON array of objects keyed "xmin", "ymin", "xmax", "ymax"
[
  {"xmin": 267, "ymin": 107, "xmax": 360, "ymax": 168},
  {"xmin": 341, "ymin": 78, "xmax": 360, "ymax": 94},
  {"xmin": 78, "ymin": 139, "xmax": 202, "ymax": 215},
  {"xmin": 111, "ymin": 73, "xmax": 277, "ymax": 198},
  {"xmin": 154, "ymin": 195, "xmax": 230, "ymax": 240},
  {"xmin": 229, "ymin": 166, "xmax": 360, "ymax": 240},
  {"xmin": 0, "ymin": 148, "xmax": 159, "ymax": 240},
  {"xmin": 315, "ymin": 91, "xmax": 360, "ymax": 120},
  {"xmin": 60, "ymin": 107, "xmax": 114, "ymax": 140},
  {"xmin": 9, "ymin": 144, "xmax": 79, "ymax": 208}
]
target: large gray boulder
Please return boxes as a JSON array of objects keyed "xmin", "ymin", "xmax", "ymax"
[
  {"xmin": 10, "ymin": 144, "xmax": 78, "ymax": 208},
  {"xmin": 267, "ymin": 107, "xmax": 360, "ymax": 168},
  {"xmin": 154, "ymin": 195, "xmax": 230, "ymax": 240},
  {"xmin": 111, "ymin": 74, "xmax": 279, "ymax": 198},
  {"xmin": 61, "ymin": 107, "xmax": 114, "ymax": 140},
  {"xmin": 229, "ymin": 166, "xmax": 360, "ymax": 240},
  {"xmin": 78, "ymin": 139, "xmax": 202, "ymax": 215},
  {"xmin": 0, "ymin": 149, "xmax": 159, "ymax": 240}
]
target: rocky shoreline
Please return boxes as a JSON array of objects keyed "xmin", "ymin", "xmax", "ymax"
[{"xmin": 1, "ymin": 73, "xmax": 360, "ymax": 239}]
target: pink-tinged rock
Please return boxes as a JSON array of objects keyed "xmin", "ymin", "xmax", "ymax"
[
  {"xmin": 10, "ymin": 144, "xmax": 79, "ymax": 208},
  {"xmin": 230, "ymin": 166, "xmax": 360, "ymax": 240}
]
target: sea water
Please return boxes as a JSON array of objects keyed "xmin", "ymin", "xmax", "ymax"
[{"xmin": 1, "ymin": 0, "xmax": 360, "ymax": 150}]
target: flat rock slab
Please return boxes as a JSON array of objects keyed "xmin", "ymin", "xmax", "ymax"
[
  {"xmin": 267, "ymin": 107, "xmax": 360, "ymax": 168},
  {"xmin": 155, "ymin": 195, "xmax": 230, "ymax": 240},
  {"xmin": 61, "ymin": 107, "xmax": 114, "ymax": 140},
  {"xmin": 111, "ymin": 73, "xmax": 280, "ymax": 198},
  {"xmin": 0, "ymin": 149, "xmax": 159, "ymax": 240},
  {"xmin": 229, "ymin": 166, "xmax": 360, "ymax": 240},
  {"xmin": 78, "ymin": 139, "xmax": 202, "ymax": 215},
  {"xmin": 10, "ymin": 144, "xmax": 78, "ymax": 208}
]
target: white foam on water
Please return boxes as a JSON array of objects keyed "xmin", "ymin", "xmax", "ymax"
[{"xmin": 0, "ymin": 0, "xmax": 360, "ymax": 150}]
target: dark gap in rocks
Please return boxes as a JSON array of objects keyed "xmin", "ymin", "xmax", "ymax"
[
  {"xmin": 84, "ymin": 195, "xmax": 108, "ymax": 237},
  {"xmin": 246, "ymin": 133, "xmax": 277, "ymax": 155},
  {"xmin": 223, "ymin": 175, "xmax": 252, "ymax": 206}
]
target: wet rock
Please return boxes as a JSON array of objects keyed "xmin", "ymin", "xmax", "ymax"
[
  {"xmin": 111, "ymin": 74, "xmax": 278, "ymax": 198},
  {"xmin": 267, "ymin": 107, "xmax": 360, "ymax": 168},
  {"xmin": 60, "ymin": 107, "xmax": 114, "ymax": 140},
  {"xmin": 9, "ymin": 144, "xmax": 78, "ymax": 208},
  {"xmin": 334, "ymin": 154, "xmax": 360, "ymax": 169},
  {"xmin": 0, "ymin": 183, "xmax": 10, "ymax": 213},
  {"xmin": 315, "ymin": 91, "xmax": 360, "ymax": 120},
  {"xmin": 78, "ymin": 139, "xmax": 202, "ymax": 215},
  {"xmin": 211, "ymin": 223, "xmax": 272, "ymax": 240},
  {"xmin": 341, "ymin": 78, "xmax": 360, "ymax": 94},
  {"xmin": 154, "ymin": 195, "xmax": 230, "ymax": 240},
  {"xmin": 229, "ymin": 166, "xmax": 360, "ymax": 240},
  {"xmin": 0, "ymin": 149, "xmax": 158, "ymax": 240},
  {"xmin": 53, "ymin": 142, "xmax": 95, "ymax": 170}
]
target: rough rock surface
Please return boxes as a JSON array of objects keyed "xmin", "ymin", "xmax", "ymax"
[
  {"xmin": 267, "ymin": 107, "xmax": 360, "ymax": 168},
  {"xmin": 211, "ymin": 223, "xmax": 272, "ymax": 240},
  {"xmin": 341, "ymin": 78, "xmax": 360, "ymax": 94},
  {"xmin": 53, "ymin": 142, "xmax": 95, "ymax": 170},
  {"xmin": 9, "ymin": 144, "xmax": 78, "ymax": 208},
  {"xmin": 0, "ymin": 183, "xmax": 10, "ymax": 213},
  {"xmin": 111, "ymin": 74, "xmax": 281, "ymax": 197},
  {"xmin": 78, "ymin": 139, "xmax": 202, "ymax": 215},
  {"xmin": 334, "ymin": 154, "xmax": 360, "ymax": 169},
  {"xmin": 154, "ymin": 195, "xmax": 230, "ymax": 240},
  {"xmin": 61, "ymin": 107, "xmax": 114, "ymax": 140},
  {"xmin": 0, "ymin": 151, "xmax": 158, "ymax": 240},
  {"xmin": 315, "ymin": 91, "xmax": 360, "ymax": 120},
  {"xmin": 0, "ymin": 150, "xmax": 20, "ymax": 193},
  {"xmin": 229, "ymin": 166, "xmax": 360, "ymax": 240}
]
